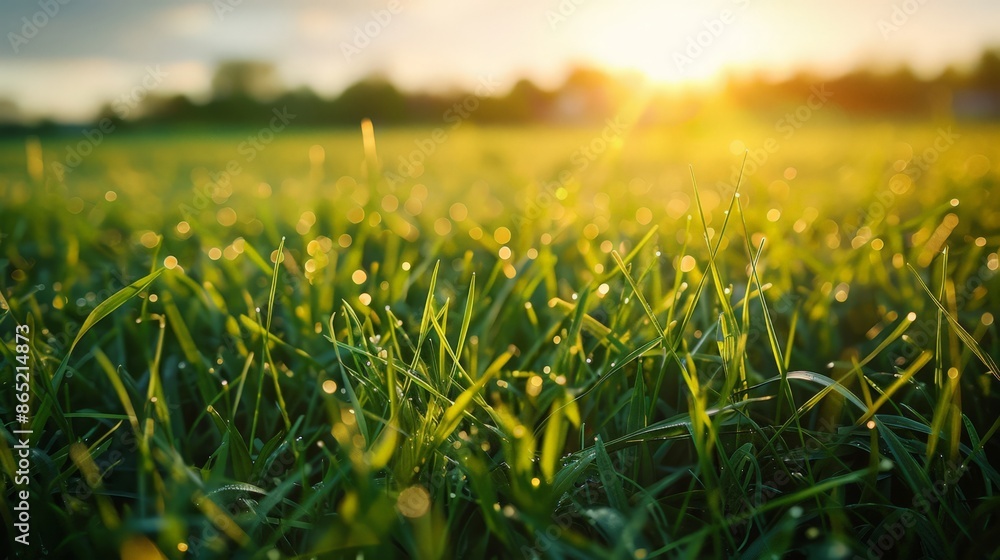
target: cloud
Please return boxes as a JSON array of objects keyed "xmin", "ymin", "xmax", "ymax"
[{"xmin": 160, "ymin": 3, "xmax": 216, "ymax": 37}]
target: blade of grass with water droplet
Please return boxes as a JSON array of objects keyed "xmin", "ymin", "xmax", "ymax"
[
  {"xmin": 595, "ymin": 434, "xmax": 628, "ymax": 513},
  {"xmin": 909, "ymin": 263, "xmax": 1000, "ymax": 380}
]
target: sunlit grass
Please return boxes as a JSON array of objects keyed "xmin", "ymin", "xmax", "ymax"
[{"xmin": 1, "ymin": 118, "xmax": 999, "ymax": 558}]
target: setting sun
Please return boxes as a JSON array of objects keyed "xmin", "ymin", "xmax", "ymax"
[{"xmin": 563, "ymin": 0, "xmax": 751, "ymax": 85}]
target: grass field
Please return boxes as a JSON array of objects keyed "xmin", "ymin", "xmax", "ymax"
[{"xmin": 2, "ymin": 117, "xmax": 1000, "ymax": 559}]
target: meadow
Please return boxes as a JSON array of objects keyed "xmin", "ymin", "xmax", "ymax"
[{"xmin": 1, "ymin": 115, "xmax": 999, "ymax": 559}]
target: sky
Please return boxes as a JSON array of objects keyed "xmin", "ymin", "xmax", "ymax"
[{"xmin": 1, "ymin": 0, "xmax": 999, "ymax": 121}]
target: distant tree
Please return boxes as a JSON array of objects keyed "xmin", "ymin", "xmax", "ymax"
[
  {"xmin": 211, "ymin": 60, "xmax": 283, "ymax": 101},
  {"xmin": 502, "ymin": 79, "xmax": 554, "ymax": 122},
  {"xmin": 332, "ymin": 78, "xmax": 408, "ymax": 123},
  {"xmin": 935, "ymin": 65, "xmax": 961, "ymax": 87},
  {"xmin": 47, "ymin": 47, "xmax": 1000, "ymax": 128},
  {"xmin": 553, "ymin": 67, "xmax": 618, "ymax": 121},
  {"xmin": 402, "ymin": 92, "xmax": 452, "ymax": 122},
  {"xmin": 139, "ymin": 94, "xmax": 203, "ymax": 124},
  {"xmin": 95, "ymin": 102, "xmax": 124, "ymax": 127},
  {"xmin": 0, "ymin": 98, "xmax": 21, "ymax": 124},
  {"xmin": 971, "ymin": 50, "xmax": 1000, "ymax": 90}
]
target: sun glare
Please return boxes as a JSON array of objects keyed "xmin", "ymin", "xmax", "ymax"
[{"xmin": 569, "ymin": 0, "xmax": 761, "ymax": 87}]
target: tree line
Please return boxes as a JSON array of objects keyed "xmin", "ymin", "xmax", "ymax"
[{"xmin": 5, "ymin": 49, "xmax": 1000, "ymax": 133}]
